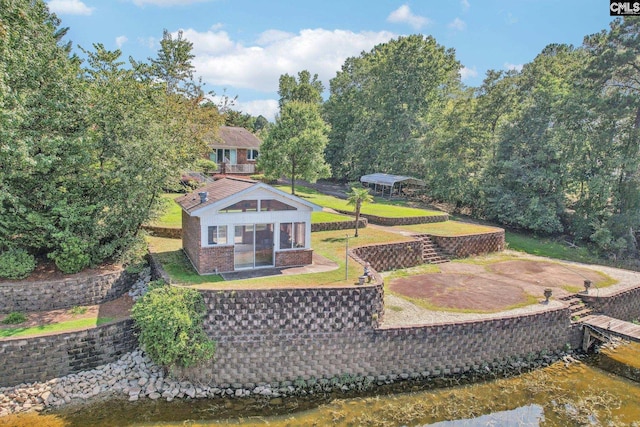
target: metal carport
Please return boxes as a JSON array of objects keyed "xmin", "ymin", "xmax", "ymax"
[{"xmin": 359, "ymin": 173, "xmax": 425, "ymax": 199}]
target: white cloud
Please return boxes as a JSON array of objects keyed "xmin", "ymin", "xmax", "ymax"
[
  {"xmin": 187, "ymin": 27, "xmax": 396, "ymax": 94},
  {"xmin": 461, "ymin": 0, "xmax": 470, "ymax": 11},
  {"xmin": 460, "ymin": 66, "xmax": 478, "ymax": 81},
  {"xmin": 138, "ymin": 36, "xmax": 158, "ymax": 50},
  {"xmin": 47, "ymin": 0, "xmax": 94, "ymax": 15},
  {"xmin": 448, "ymin": 18, "xmax": 466, "ymax": 31},
  {"xmin": 387, "ymin": 5, "xmax": 430, "ymax": 30},
  {"xmin": 115, "ymin": 36, "xmax": 128, "ymax": 48},
  {"xmin": 132, "ymin": 0, "xmax": 211, "ymax": 6},
  {"xmin": 237, "ymin": 99, "xmax": 280, "ymax": 122},
  {"xmin": 504, "ymin": 62, "xmax": 523, "ymax": 72}
]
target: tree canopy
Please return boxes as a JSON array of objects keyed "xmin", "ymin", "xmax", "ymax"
[{"xmin": 0, "ymin": 1, "xmax": 217, "ymax": 274}]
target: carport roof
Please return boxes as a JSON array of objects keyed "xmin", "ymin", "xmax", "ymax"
[{"xmin": 360, "ymin": 173, "xmax": 425, "ymax": 187}]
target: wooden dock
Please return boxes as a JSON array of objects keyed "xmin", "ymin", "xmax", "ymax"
[{"xmin": 581, "ymin": 315, "xmax": 640, "ymax": 351}]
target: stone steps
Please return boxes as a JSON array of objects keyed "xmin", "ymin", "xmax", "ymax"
[
  {"xmin": 417, "ymin": 235, "xmax": 450, "ymax": 264},
  {"xmin": 559, "ymin": 295, "xmax": 593, "ymax": 323}
]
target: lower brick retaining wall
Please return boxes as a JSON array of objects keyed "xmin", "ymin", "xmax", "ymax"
[
  {"xmin": 0, "ymin": 319, "xmax": 137, "ymax": 387},
  {"xmin": 429, "ymin": 230, "xmax": 506, "ymax": 258},
  {"xmin": 179, "ymin": 306, "xmax": 577, "ymax": 385},
  {"xmin": 0, "ymin": 268, "xmax": 136, "ymax": 314}
]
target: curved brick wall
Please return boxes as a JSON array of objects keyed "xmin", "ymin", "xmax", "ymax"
[
  {"xmin": 351, "ymin": 241, "xmax": 423, "ymax": 272},
  {"xmin": 178, "ymin": 305, "xmax": 577, "ymax": 386},
  {"xmin": 0, "ymin": 268, "xmax": 136, "ymax": 314},
  {"xmin": 580, "ymin": 285, "xmax": 640, "ymax": 322},
  {"xmin": 429, "ymin": 230, "xmax": 505, "ymax": 258},
  {"xmin": 335, "ymin": 210, "xmax": 449, "ymax": 226},
  {"xmin": 0, "ymin": 319, "xmax": 137, "ymax": 387}
]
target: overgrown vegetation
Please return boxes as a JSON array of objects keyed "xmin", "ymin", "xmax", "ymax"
[
  {"xmin": 1, "ymin": 312, "xmax": 27, "ymax": 325},
  {"xmin": 0, "ymin": 248, "xmax": 36, "ymax": 280},
  {"xmin": 131, "ymin": 285, "xmax": 216, "ymax": 369}
]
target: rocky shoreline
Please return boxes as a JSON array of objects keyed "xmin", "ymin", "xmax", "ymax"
[{"xmin": 0, "ymin": 346, "xmax": 582, "ymax": 417}]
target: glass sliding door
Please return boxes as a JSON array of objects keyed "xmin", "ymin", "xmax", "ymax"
[
  {"xmin": 255, "ymin": 223, "xmax": 274, "ymax": 267},
  {"xmin": 234, "ymin": 225, "xmax": 254, "ymax": 269},
  {"xmin": 233, "ymin": 223, "xmax": 274, "ymax": 269}
]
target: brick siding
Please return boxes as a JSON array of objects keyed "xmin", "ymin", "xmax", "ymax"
[{"xmin": 275, "ymin": 249, "xmax": 313, "ymax": 268}]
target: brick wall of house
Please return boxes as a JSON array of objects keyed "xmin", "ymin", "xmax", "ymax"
[
  {"xmin": 351, "ymin": 241, "xmax": 423, "ymax": 272},
  {"xmin": 0, "ymin": 268, "xmax": 136, "ymax": 314},
  {"xmin": 427, "ymin": 230, "xmax": 505, "ymax": 258},
  {"xmin": 199, "ymin": 246, "xmax": 235, "ymax": 273},
  {"xmin": 275, "ymin": 249, "xmax": 313, "ymax": 268},
  {"xmin": 182, "ymin": 211, "xmax": 202, "ymax": 271}
]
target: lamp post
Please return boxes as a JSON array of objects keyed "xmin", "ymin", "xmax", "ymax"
[{"xmin": 345, "ymin": 234, "xmax": 350, "ymax": 280}]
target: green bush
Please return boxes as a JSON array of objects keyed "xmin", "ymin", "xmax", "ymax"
[
  {"xmin": 0, "ymin": 248, "xmax": 36, "ymax": 280},
  {"xmin": 49, "ymin": 236, "xmax": 90, "ymax": 274},
  {"xmin": 131, "ymin": 285, "xmax": 215, "ymax": 370},
  {"xmin": 2, "ymin": 312, "xmax": 27, "ymax": 324}
]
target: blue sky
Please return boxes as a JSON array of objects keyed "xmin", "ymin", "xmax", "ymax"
[{"xmin": 48, "ymin": 0, "xmax": 614, "ymax": 120}]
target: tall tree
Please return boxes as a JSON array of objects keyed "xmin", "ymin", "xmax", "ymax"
[
  {"xmin": 324, "ymin": 35, "xmax": 460, "ymax": 181},
  {"xmin": 148, "ymin": 29, "xmax": 195, "ymax": 96},
  {"xmin": 258, "ymin": 101, "xmax": 330, "ymax": 195},
  {"xmin": 278, "ymin": 70, "xmax": 324, "ymax": 108}
]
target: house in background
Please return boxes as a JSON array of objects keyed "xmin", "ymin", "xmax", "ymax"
[
  {"xmin": 176, "ymin": 177, "xmax": 321, "ymax": 274},
  {"xmin": 206, "ymin": 126, "xmax": 262, "ymax": 175}
]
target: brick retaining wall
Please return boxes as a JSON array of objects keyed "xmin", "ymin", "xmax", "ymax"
[
  {"xmin": 580, "ymin": 286, "xmax": 640, "ymax": 322},
  {"xmin": 311, "ymin": 218, "xmax": 368, "ymax": 232},
  {"xmin": 199, "ymin": 286, "xmax": 385, "ymax": 337},
  {"xmin": 0, "ymin": 268, "xmax": 136, "ymax": 314},
  {"xmin": 335, "ymin": 210, "xmax": 449, "ymax": 226},
  {"xmin": 179, "ymin": 306, "xmax": 577, "ymax": 386},
  {"xmin": 351, "ymin": 241, "xmax": 423, "ymax": 272},
  {"xmin": 0, "ymin": 319, "xmax": 137, "ymax": 387},
  {"xmin": 142, "ymin": 225, "xmax": 182, "ymax": 239},
  {"xmin": 428, "ymin": 230, "xmax": 505, "ymax": 258}
]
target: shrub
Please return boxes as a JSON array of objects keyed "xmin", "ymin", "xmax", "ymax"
[
  {"xmin": 48, "ymin": 236, "xmax": 90, "ymax": 274},
  {"xmin": 131, "ymin": 285, "xmax": 215, "ymax": 370},
  {"xmin": 2, "ymin": 311, "xmax": 27, "ymax": 324},
  {"xmin": 0, "ymin": 248, "xmax": 36, "ymax": 280}
]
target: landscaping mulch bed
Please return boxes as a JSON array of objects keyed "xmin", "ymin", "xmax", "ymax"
[{"xmin": 0, "ymin": 260, "xmax": 121, "ymax": 283}]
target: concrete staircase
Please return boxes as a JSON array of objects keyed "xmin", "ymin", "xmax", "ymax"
[
  {"xmin": 417, "ymin": 235, "xmax": 450, "ymax": 264},
  {"xmin": 559, "ymin": 295, "xmax": 593, "ymax": 323}
]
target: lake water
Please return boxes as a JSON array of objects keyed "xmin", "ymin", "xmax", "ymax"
[{"xmin": 28, "ymin": 343, "xmax": 640, "ymax": 426}]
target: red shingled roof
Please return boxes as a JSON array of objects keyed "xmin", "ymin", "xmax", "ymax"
[
  {"xmin": 206, "ymin": 126, "xmax": 262, "ymax": 149},
  {"xmin": 176, "ymin": 177, "xmax": 257, "ymax": 213}
]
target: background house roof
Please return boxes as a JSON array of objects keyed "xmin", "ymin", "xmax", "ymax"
[
  {"xmin": 206, "ymin": 126, "xmax": 262, "ymax": 150},
  {"xmin": 176, "ymin": 177, "xmax": 257, "ymax": 213}
]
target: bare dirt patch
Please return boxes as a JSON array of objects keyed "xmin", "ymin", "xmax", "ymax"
[
  {"xmin": 0, "ymin": 260, "xmax": 121, "ymax": 284},
  {"xmin": 388, "ymin": 259, "xmax": 607, "ymax": 312},
  {"xmin": 0, "ymin": 295, "xmax": 133, "ymax": 331}
]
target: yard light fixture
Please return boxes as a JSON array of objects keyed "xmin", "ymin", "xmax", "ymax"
[
  {"xmin": 543, "ymin": 288, "xmax": 552, "ymax": 304},
  {"xmin": 584, "ymin": 280, "xmax": 592, "ymax": 294}
]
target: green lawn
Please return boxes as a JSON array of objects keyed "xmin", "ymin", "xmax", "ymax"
[
  {"xmin": 399, "ymin": 221, "xmax": 501, "ymax": 236},
  {"xmin": 505, "ymin": 231, "xmax": 599, "ymax": 264},
  {"xmin": 277, "ymin": 185, "xmax": 444, "ymax": 218},
  {"xmin": 147, "ymin": 227, "xmax": 411, "ymax": 289},
  {"xmin": 312, "ymin": 211, "xmax": 353, "ymax": 223},
  {"xmin": 149, "ymin": 193, "xmax": 183, "ymax": 228},
  {"xmin": 0, "ymin": 317, "xmax": 114, "ymax": 339}
]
